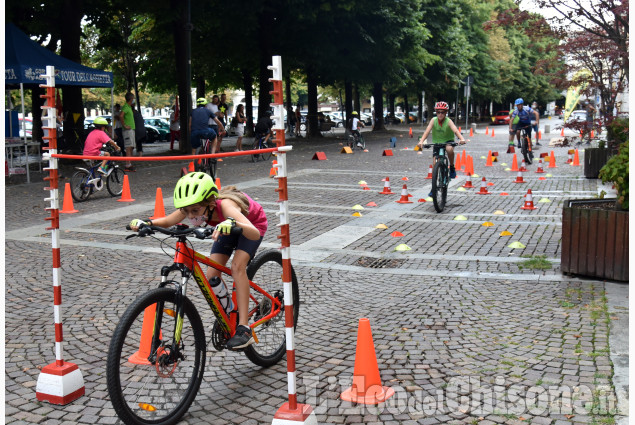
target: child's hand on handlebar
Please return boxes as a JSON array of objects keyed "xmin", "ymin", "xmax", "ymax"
[
  {"xmin": 129, "ymin": 218, "xmax": 150, "ymax": 231},
  {"xmin": 212, "ymin": 218, "xmax": 236, "ymax": 240}
]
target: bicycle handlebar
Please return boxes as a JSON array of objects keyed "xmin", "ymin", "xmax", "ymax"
[
  {"xmin": 423, "ymin": 142, "xmax": 459, "ymax": 148},
  {"xmin": 125, "ymin": 223, "xmax": 243, "ymax": 240}
]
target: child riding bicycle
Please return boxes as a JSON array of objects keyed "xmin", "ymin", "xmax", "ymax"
[
  {"xmin": 417, "ymin": 101, "xmax": 466, "ymax": 196},
  {"xmin": 83, "ymin": 117, "xmax": 121, "ymax": 174},
  {"xmin": 509, "ymin": 98, "xmax": 539, "ymax": 148},
  {"xmin": 129, "ymin": 172, "xmax": 268, "ymax": 350}
]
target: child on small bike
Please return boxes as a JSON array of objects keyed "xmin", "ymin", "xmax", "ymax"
[
  {"xmin": 417, "ymin": 101, "xmax": 466, "ymax": 195},
  {"xmin": 83, "ymin": 117, "xmax": 121, "ymax": 174},
  {"xmin": 129, "ymin": 172, "xmax": 268, "ymax": 350}
]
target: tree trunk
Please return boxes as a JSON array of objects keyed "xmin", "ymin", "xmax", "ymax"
[
  {"xmin": 403, "ymin": 93, "xmax": 410, "ymax": 126},
  {"xmin": 417, "ymin": 92, "xmax": 423, "ymax": 124},
  {"xmin": 344, "ymin": 79, "xmax": 352, "ymax": 128},
  {"xmin": 306, "ymin": 69, "xmax": 320, "ymax": 138},
  {"xmin": 242, "ymin": 69, "xmax": 254, "ymax": 137},
  {"xmin": 285, "ymin": 68, "xmax": 292, "ymax": 133},
  {"xmin": 372, "ymin": 82, "xmax": 385, "ymax": 131},
  {"xmin": 353, "ymin": 83, "xmax": 360, "ymax": 114},
  {"xmin": 60, "ymin": 0, "xmax": 84, "ymax": 153},
  {"xmin": 172, "ymin": 0, "xmax": 190, "ymax": 153},
  {"xmin": 195, "ymin": 75, "xmax": 206, "ymax": 101}
]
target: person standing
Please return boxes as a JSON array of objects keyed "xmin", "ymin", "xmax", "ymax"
[
  {"xmin": 294, "ymin": 106, "xmax": 302, "ymax": 137},
  {"xmin": 169, "ymin": 104, "xmax": 180, "ymax": 151},
  {"xmin": 219, "ymin": 94, "xmax": 229, "ymax": 128},
  {"xmin": 119, "ymin": 92, "xmax": 136, "ymax": 171},
  {"xmin": 113, "ymin": 104, "xmax": 125, "ymax": 154},
  {"xmin": 584, "ymin": 100, "xmax": 596, "ymax": 144},
  {"xmin": 133, "ymin": 109, "xmax": 146, "ymax": 158},
  {"xmin": 531, "ymin": 101, "xmax": 542, "ymax": 146},
  {"xmin": 234, "ymin": 104, "xmax": 246, "ymax": 151}
]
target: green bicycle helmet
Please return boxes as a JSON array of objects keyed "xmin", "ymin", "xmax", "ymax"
[
  {"xmin": 196, "ymin": 98, "xmax": 208, "ymax": 106},
  {"xmin": 173, "ymin": 172, "xmax": 219, "ymax": 208},
  {"xmin": 352, "ymin": 111, "xmax": 359, "ymax": 115},
  {"xmin": 93, "ymin": 117, "xmax": 109, "ymax": 126}
]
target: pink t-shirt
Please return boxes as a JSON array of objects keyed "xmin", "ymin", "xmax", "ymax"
[
  {"xmin": 210, "ymin": 194, "xmax": 268, "ymax": 237},
  {"xmin": 83, "ymin": 129, "xmax": 111, "ymax": 156}
]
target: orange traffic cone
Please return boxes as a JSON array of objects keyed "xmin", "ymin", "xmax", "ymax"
[
  {"xmin": 560, "ymin": 128, "xmax": 564, "ymax": 137},
  {"xmin": 519, "ymin": 159, "xmax": 527, "ymax": 172},
  {"xmin": 463, "ymin": 173, "xmax": 474, "ymax": 188},
  {"xmin": 572, "ymin": 149, "xmax": 580, "ymax": 166},
  {"xmin": 511, "ymin": 154, "xmax": 519, "ymax": 172},
  {"xmin": 535, "ymin": 158, "xmax": 545, "ymax": 173},
  {"xmin": 215, "ymin": 177, "xmax": 222, "ymax": 190},
  {"xmin": 425, "ymin": 165, "xmax": 433, "ymax": 180},
  {"xmin": 591, "ymin": 130, "xmax": 595, "ymax": 139},
  {"xmin": 395, "ymin": 184, "xmax": 413, "ymax": 204},
  {"xmin": 548, "ymin": 151, "xmax": 557, "ymax": 168},
  {"xmin": 513, "ymin": 170, "xmax": 526, "ymax": 184},
  {"xmin": 566, "ymin": 151, "xmax": 573, "ymax": 164},
  {"xmin": 491, "ymin": 128, "xmax": 495, "ymax": 137},
  {"xmin": 476, "ymin": 177, "xmax": 491, "ymax": 195},
  {"xmin": 485, "ymin": 126, "xmax": 489, "ymax": 135},
  {"xmin": 455, "ymin": 153, "xmax": 462, "ymax": 171},
  {"xmin": 465, "ymin": 155, "xmax": 474, "ymax": 176},
  {"xmin": 379, "ymin": 177, "xmax": 395, "ymax": 195},
  {"xmin": 149, "ymin": 187, "xmax": 166, "ymax": 219},
  {"xmin": 340, "ymin": 318, "xmax": 395, "ymax": 405},
  {"xmin": 409, "ymin": 127, "xmax": 413, "ymax": 138},
  {"xmin": 461, "ymin": 150, "xmax": 467, "ymax": 167},
  {"xmin": 538, "ymin": 131, "xmax": 542, "ymax": 140},
  {"xmin": 128, "ymin": 304, "xmax": 162, "ymax": 365},
  {"xmin": 188, "ymin": 161, "xmax": 195, "ymax": 172},
  {"xmin": 507, "ymin": 144, "xmax": 516, "ymax": 154},
  {"xmin": 485, "ymin": 150, "xmax": 493, "ymax": 167},
  {"xmin": 269, "ymin": 160, "xmax": 278, "ymax": 177},
  {"xmin": 521, "ymin": 189, "xmax": 537, "ymax": 210},
  {"xmin": 470, "ymin": 127, "xmax": 474, "ymax": 137},
  {"xmin": 458, "ymin": 126, "xmax": 462, "ymax": 133},
  {"xmin": 118, "ymin": 174, "xmax": 135, "ymax": 202},
  {"xmin": 60, "ymin": 182, "xmax": 79, "ymax": 214}
]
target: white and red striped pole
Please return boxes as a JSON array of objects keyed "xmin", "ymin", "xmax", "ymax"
[
  {"xmin": 36, "ymin": 66, "xmax": 85, "ymax": 405},
  {"xmin": 269, "ymin": 56, "xmax": 317, "ymax": 425}
]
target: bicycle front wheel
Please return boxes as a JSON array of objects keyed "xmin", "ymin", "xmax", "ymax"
[
  {"xmin": 107, "ymin": 167, "xmax": 125, "ymax": 197},
  {"xmin": 107, "ymin": 288, "xmax": 206, "ymax": 425},
  {"xmin": 70, "ymin": 170, "xmax": 93, "ymax": 202},
  {"xmin": 522, "ymin": 137, "xmax": 533, "ymax": 165},
  {"xmin": 431, "ymin": 160, "xmax": 447, "ymax": 213},
  {"xmin": 244, "ymin": 250, "xmax": 299, "ymax": 367}
]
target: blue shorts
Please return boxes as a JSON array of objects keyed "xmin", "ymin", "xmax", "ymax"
[
  {"xmin": 191, "ymin": 128, "xmax": 217, "ymax": 149},
  {"xmin": 211, "ymin": 233, "xmax": 263, "ymax": 259}
]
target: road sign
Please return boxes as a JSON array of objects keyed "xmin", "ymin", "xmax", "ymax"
[{"xmin": 463, "ymin": 75, "xmax": 474, "ymax": 86}]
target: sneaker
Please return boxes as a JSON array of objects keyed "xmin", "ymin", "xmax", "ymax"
[
  {"xmin": 535, "ymin": 142, "xmax": 542, "ymax": 146},
  {"xmin": 428, "ymin": 191, "xmax": 434, "ymax": 197},
  {"xmin": 98, "ymin": 167, "xmax": 108, "ymax": 175},
  {"xmin": 357, "ymin": 142, "xmax": 363, "ymax": 148},
  {"xmin": 449, "ymin": 167, "xmax": 457, "ymax": 179},
  {"xmin": 226, "ymin": 325, "xmax": 255, "ymax": 351}
]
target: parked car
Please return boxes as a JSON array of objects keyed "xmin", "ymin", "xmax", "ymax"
[
  {"xmin": 144, "ymin": 117, "xmax": 170, "ymax": 141},
  {"xmin": 360, "ymin": 112, "xmax": 373, "ymax": 126},
  {"xmin": 493, "ymin": 110, "xmax": 510, "ymax": 125},
  {"xmin": 384, "ymin": 113, "xmax": 403, "ymax": 124},
  {"xmin": 566, "ymin": 110, "xmax": 587, "ymax": 124},
  {"xmin": 324, "ymin": 112, "xmax": 344, "ymax": 127}
]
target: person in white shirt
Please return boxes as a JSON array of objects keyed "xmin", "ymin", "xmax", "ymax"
[{"xmin": 349, "ymin": 111, "xmax": 365, "ymax": 147}]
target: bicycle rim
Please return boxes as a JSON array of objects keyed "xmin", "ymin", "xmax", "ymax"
[
  {"xmin": 523, "ymin": 138, "xmax": 532, "ymax": 164},
  {"xmin": 107, "ymin": 168, "xmax": 125, "ymax": 197},
  {"xmin": 70, "ymin": 170, "xmax": 92, "ymax": 202},
  {"xmin": 107, "ymin": 288, "xmax": 206, "ymax": 425},
  {"xmin": 244, "ymin": 250, "xmax": 299, "ymax": 367},
  {"xmin": 431, "ymin": 162, "xmax": 445, "ymax": 213}
]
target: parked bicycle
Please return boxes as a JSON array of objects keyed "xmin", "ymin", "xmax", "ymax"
[
  {"xmin": 250, "ymin": 134, "xmax": 275, "ymax": 162},
  {"xmin": 519, "ymin": 124, "xmax": 534, "ymax": 165},
  {"xmin": 424, "ymin": 142, "xmax": 458, "ymax": 213},
  {"xmin": 107, "ymin": 222, "xmax": 299, "ymax": 425},
  {"xmin": 69, "ymin": 145, "xmax": 125, "ymax": 202}
]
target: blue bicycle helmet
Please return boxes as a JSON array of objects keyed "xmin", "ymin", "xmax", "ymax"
[{"xmin": 515, "ymin": 98, "xmax": 524, "ymax": 105}]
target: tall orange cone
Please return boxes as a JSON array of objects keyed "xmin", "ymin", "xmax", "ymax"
[
  {"xmin": 149, "ymin": 187, "xmax": 166, "ymax": 219},
  {"xmin": 535, "ymin": 158, "xmax": 545, "ymax": 173},
  {"xmin": 215, "ymin": 177, "xmax": 222, "ymax": 190},
  {"xmin": 572, "ymin": 149, "xmax": 580, "ymax": 166},
  {"xmin": 118, "ymin": 174, "xmax": 135, "ymax": 202},
  {"xmin": 513, "ymin": 170, "xmax": 526, "ymax": 184},
  {"xmin": 560, "ymin": 128, "xmax": 564, "ymax": 137},
  {"xmin": 465, "ymin": 155, "xmax": 474, "ymax": 176},
  {"xmin": 128, "ymin": 304, "xmax": 162, "ymax": 365},
  {"xmin": 491, "ymin": 128, "xmax": 495, "ymax": 137},
  {"xmin": 455, "ymin": 153, "xmax": 462, "ymax": 171},
  {"xmin": 425, "ymin": 165, "xmax": 433, "ymax": 180},
  {"xmin": 461, "ymin": 149, "xmax": 466, "ymax": 166},
  {"xmin": 538, "ymin": 131, "xmax": 542, "ymax": 140},
  {"xmin": 379, "ymin": 177, "xmax": 395, "ymax": 195},
  {"xmin": 60, "ymin": 182, "xmax": 79, "ymax": 214},
  {"xmin": 409, "ymin": 127, "xmax": 413, "ymax": 138},
  {"xmin": 591, "ymin": 130, "xmax": 595, "ymax": 139},
  {"xmin": 548, "ymin": 150, "xmax": 557, "ymax": 168},
  {"xmin": 485, "ymin": 126, "xmax": 489, "ymax": 135},
  {"xmin": 511, "ymin": 154, "xmax": 519, "ymax": 172},
  {"xmin": 476, "ymin": 177, "xmax": 491, "ymax": 195},
  {"xmin": 485, "ymin": 150, "xmax": 493, "ymax": 167},
  {"xmin": 462, "ymin": 173, "xmax": 474, "ymax": 188},
  {"xmin": 520, "ymin": 189, "xmax": 537, "ymax": 210},
  {"xmin": 395, "ymin": 184, "xmax": 413, "ymax": 203},
  {"xmin": 340, "ymin": 318, "xmax": 395, "ymax": 405},
  {"xmin": 188, "ymin": 161, "xmax": 195, "ymax": 172},
  {"xmin": 458, "ymin": 126, "xmax": 462, "ymax": 133},
  {"xmin": 469, "ymin": 127, "xmax": 474, "ymax": 137}
]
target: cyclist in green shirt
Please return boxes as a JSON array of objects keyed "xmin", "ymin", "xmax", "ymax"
[{"xmin": 417, "ymin": 101, "xmax": 466, "ymax": 172}]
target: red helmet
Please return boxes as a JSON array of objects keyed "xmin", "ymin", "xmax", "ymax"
[{"xmin": 435, "ymin": 101, "xmax": 449, "ymax": 111}]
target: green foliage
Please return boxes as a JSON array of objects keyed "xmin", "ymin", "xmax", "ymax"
[
  {"xmin": 599, "ymin": 141, "xmax": 629, "ymax": 210},
  {"xmin": 518, "ymin": 255, "xmax": 552, "ymax": 270},
  {"xmin": 606, "ymin": 117, "xmax": 629, "ymax": 145}
]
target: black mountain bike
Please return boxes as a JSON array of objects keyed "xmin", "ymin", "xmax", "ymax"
[
  {"xmin": 519, "ymin": 124, "xmax": 534, "ymax": 165},
  {"xmin": 425, "ymin": 142, "xmax": 458, "ymax": 213},
  {"xmin": 251, "ymin": 133, "xmax": 275, "ymax": 162}
]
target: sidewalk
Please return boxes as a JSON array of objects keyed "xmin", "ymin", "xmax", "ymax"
[{"xmin": 5, "ymin": 126, "xmax": 628, "ymax": 424}]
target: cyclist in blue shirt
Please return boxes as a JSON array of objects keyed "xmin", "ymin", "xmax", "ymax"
[
  {"xmin": 190, "ymin": 98, "xmax": 224, "ymax": 155},
  {"xmin": 509, "ymin": 98, "xmax": 539, "ymax": 148}
]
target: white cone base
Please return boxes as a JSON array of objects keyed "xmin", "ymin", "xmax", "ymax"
[
  {"xmin": 272, "ymin": 403, "xmax": 318, "ymax": 425},
  {"xmin": 36, "ymin": 362, "xmax": 85, "ymax": 405}
]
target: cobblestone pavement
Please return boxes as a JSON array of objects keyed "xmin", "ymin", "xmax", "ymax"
[{"xmin": 5, "ymin": 123, "xmax": 628, "ymax": 424}]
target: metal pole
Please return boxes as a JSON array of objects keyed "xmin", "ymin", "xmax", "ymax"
[
  {"xmin": 465, "ymin": 83, "xmax": 470, "ymax": 131},
  {"xmin": 20, "ymin": 83, "xmax": 31, "ymax": 183}
]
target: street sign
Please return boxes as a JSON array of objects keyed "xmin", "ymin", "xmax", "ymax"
[{"xmin": 463, "ymin": 75, "xmax": 474, "ymax": 86}]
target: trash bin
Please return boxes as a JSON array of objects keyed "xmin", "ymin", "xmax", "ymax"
[
  {"xmin": 544, "ymin": 124, "xmax": 550, "ymax": 134},
  {"xmin": 471, "ymin": 123, "xmax": 477, "ymax": 134}
]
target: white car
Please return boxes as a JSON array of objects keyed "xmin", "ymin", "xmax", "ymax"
[{"xmin": 566, "ymin": 110, "xmax": 587, "ymax": 124}]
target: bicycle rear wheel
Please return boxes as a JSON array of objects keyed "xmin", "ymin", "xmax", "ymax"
[
  {"xmin": 244, "ymin": 250, "xmax": 299, "ymax": 367},
  {"xmin": 107, "ymin": 288, "xmax": 206, "ymax": 425},
  {"xmin": 107, "ymin": 167, "xmax": 125, "ymax": 197},
  {"xmin": 431, "ymin": 160, "xmax": 447, "ymax": 213},
  {"xmin": 251, "ymin": 138, "xmax": 262, "ymax": 162},
  {"xmin": 261, "ymin": 140, "xmax": 275, "ymax": 161},
  {"xmin": 358, "ymin": 134, "xmax": 366, "ymax": 150},
  {"xmin": 522, "ymin": 135, "xmax": 533, "ymax": 165},
  {"xmin": 70, "ymin": 170, "xmax": 93, "ymax": 202}
]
